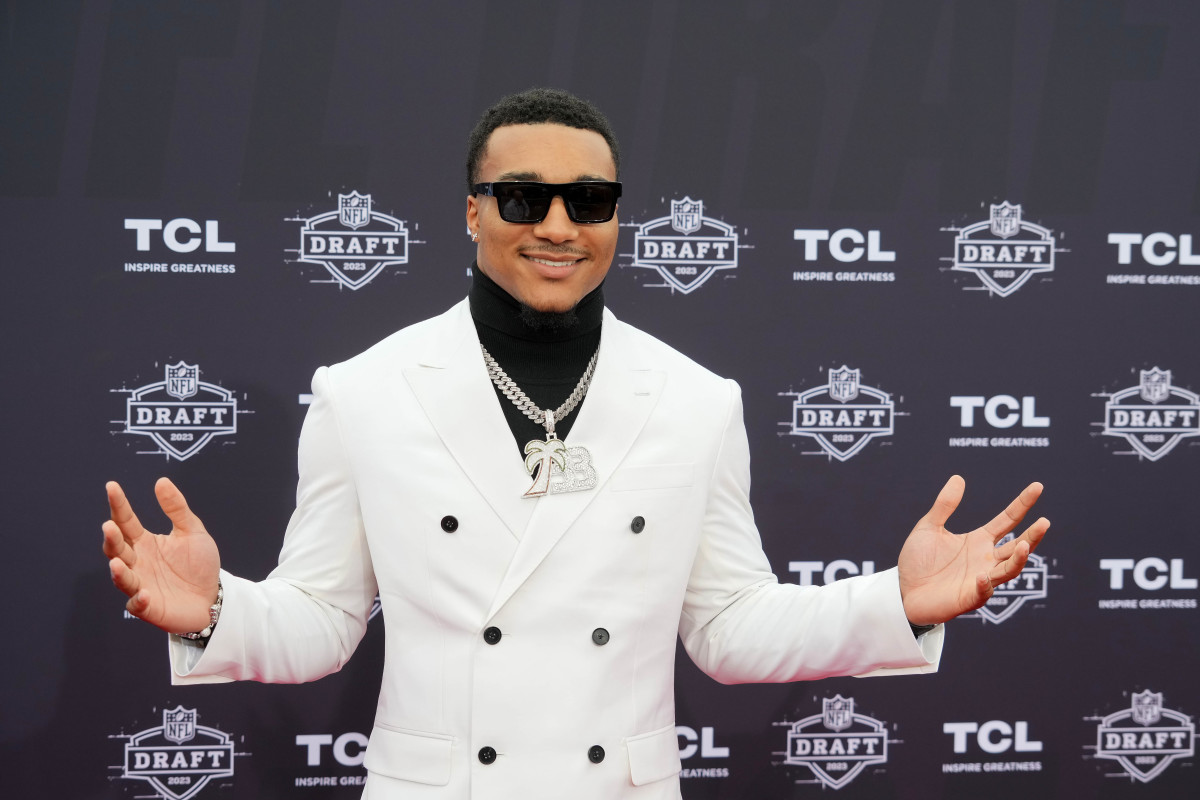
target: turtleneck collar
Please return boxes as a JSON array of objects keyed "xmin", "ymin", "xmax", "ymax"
[
  {"xmin": 468, "ymin": 262, "xmax": 604, "ymax": 344},
  {"xmin": 468, "ymin": 262, "xmax": 604, "ymax": 448}
]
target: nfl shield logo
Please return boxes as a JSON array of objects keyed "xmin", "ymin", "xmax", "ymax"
[
  {"xmin": 823, "ymin": 695, "xmax": 854, "ymax": 732},
  {"xmin": 165, "ymin": 362, "xmax": 199, "ymax": 400},
  {"xmin": 989, "ymin": 202, "xmax": 1021, "ymax": 238},
  {"xmin": 829, "ymin": 366, "xmax": 861, "ymax": 403},
  {"xmin": 1131, "ymin": 691, "xmax": 1163, "ymax": 726},
  {"xmin": 162, "ymin": 706, "xmax": 197, "ymax": 744},
  {"xmin": 671, "ymin": 197, "xmax": 703, "ymax": 235},
  {"xmin": 1139, "ymin": 368, "xmax": 1171, "ymax": 403},
  {"xmin": 338, "ymin": 191, "xmax": 372, "ymax": 229}
]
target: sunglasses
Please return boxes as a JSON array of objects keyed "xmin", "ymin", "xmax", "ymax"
[{"xmin": 472, "ymin": 181, "xmax": 622, "ymax": 224}]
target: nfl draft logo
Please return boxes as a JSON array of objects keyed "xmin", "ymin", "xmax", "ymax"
[
  {"xmin": 290, "ymin": 191, "xmax": 412, "ymax": 290},
  {"xmin": 166, "ymin": 363, "xmax": 198, "ymax": 399},
  {"xmin": 119, "ymin": 362, "xmax": 239, "ymax": 461},
  {"xmin": 628, "ymin": 197, "xmax": 739, "ymax": 294},
  {"xmin": 1090, "ymin": 690, "xmax": 1195, "ymax": 783},
  {"xmin": 1098, "ymin": 368, "xmax": 1200, "ymax": 461},
  {"xmin": 943, "ymin": 202, "xmax": 1058, "ymax": 296},
  {"xmin": 775, "ymin": 695, "xmax": 890, "ymax": 789},
  {"xmin": 118, "ymin": 706, "xmax": 237, "ymax": 800},
  {"xmin": 962, "ymin": 533, "xmax": 1049, "ymax": 624},
  {"xmin": 779, "ymin": 367, "xmax": 895, "ymax": 461},
  {"xmin": 338, "ymin": 191, "xmax": 370, "ymax": 228}
]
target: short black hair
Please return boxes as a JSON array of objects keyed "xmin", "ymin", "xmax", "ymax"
[{"xmin": 466, "ymin": 87, "xmax": 621, "ymax": 193}]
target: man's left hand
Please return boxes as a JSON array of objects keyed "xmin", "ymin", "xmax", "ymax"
[{"xmin": 898, "ymin": 475, "xmax": 1049, "ymax": 626}]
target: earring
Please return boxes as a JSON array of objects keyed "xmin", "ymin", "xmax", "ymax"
[{"xmin": 470, "ymin": 231, "xmax": 479, "ymax": 242}]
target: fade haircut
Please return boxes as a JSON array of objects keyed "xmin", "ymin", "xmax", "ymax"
[{"xmin": 466, "ymin": 88, "xmax": 621, "ymax": 193}]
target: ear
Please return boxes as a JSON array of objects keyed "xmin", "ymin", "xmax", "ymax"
[{"xmin": 466, "ymin": 193, "xmax": 480, "ymax": 234}]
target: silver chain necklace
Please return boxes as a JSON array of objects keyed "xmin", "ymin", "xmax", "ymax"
[
  {"xmin": 480, "ymin": 345, "xmax": 599, "ymax": 432},
  {"xmin": 480, "ymin": 344, "xmax": 600, "ymax": 498}
]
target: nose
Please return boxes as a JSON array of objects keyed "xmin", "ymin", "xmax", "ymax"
[{"xmin": 532, "ymin": 195, "xmax": 578, "ymax": 243}]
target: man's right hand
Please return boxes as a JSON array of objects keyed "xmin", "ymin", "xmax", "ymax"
[{"xmin": 102, "ymin": 478, "xmax": 221, "ymax": 634}]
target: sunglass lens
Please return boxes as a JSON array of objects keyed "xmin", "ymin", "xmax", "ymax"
[
  {"xmin": 496, "ymin": 184, "xmax": 550, "ymax": 223},
  {"xmin": 565, "ymin": 184, "xmax": 617, "ymax": 223}
]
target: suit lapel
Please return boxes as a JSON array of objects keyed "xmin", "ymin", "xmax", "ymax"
[
  {"xmin": 402, "ymin": 300, "xmax": 535, "ymax": 541},
  {"xmin": 486, "ymin": 311, "xmax": 666, "ymax": 619}
]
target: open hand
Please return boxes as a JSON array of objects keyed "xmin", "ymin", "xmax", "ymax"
[
  {"xmin": 898, "ymin": 476, "xmax": 1049, "ymax": 625},
  {"xmin": 102, "ymin": 478, "xmax": 221, "ymax": 633}
]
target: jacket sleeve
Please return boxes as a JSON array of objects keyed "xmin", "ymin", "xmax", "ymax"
[
  {"xmin": 677, "ymin": 380, "xmax": 942, "ymax": 684},
  {"xmin": 169, "ymin": 366, "xmax": 378, "ymax": 685}
]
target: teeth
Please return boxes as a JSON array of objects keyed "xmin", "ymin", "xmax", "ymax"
[{"xmin": 528, "ymin": 256, "xmax": 577, "ymax": 267}]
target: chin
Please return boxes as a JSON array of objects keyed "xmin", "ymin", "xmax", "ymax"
[
  {"xmin": 526, "ymin": 301, "xmax": 575, "ymax": 314},
  {"xmin": 520, "ymin": 293, "xmax": 578, "ymax": 314}
]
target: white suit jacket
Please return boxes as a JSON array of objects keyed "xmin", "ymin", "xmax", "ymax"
[{"xmin": 171, "ymin": 299, "xmax": 942, "ymax": 799}]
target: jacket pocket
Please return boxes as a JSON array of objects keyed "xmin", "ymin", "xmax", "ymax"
[
  {"xmin": 625, "ymin": 723, "xmax": 682, "ymax": 786},
  {"xmin": 610, "ymin": 463, "xmax": 694, "ymax": 492},
  {"xmin": 363, "ymin": 724, "xmax": 453, "ymax": 786}
]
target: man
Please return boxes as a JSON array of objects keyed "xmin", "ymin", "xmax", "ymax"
[{"xmin": 102, "ymin": 88, "xmax": 1048, "ymax": 799}]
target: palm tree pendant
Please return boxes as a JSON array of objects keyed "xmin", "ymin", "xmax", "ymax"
[
  {"xmin": 522, "ymin": 410, "xmax": 597, "ymax": 498},
  {"xmin": 479, "ymin": 345, "xmax": 600, "ymax": 498}
]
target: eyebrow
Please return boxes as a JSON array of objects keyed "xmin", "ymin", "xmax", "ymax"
[{"xmin": 493, "ymin": 171, "xmax": 612, "ymax": 182}]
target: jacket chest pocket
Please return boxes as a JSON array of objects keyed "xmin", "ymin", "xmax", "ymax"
[{"xmin": 609, "ymin": 462, "xmax": 694, "ymax": 493}]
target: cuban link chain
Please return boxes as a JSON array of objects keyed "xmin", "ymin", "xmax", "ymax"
[{"xmin": 480, "ymin": 344, "xmax": 600, "ymax": 497}]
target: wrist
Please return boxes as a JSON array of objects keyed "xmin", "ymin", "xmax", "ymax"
[
  {"xmin": 908, "ymin": 621, "xmax": 937, "ymax": 637},
  {"xmin": 174, "ymin": 580, "xmax": 223, "ymax": 644}
]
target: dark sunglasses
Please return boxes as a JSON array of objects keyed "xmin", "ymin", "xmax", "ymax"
[{"xmin": 472, "ymin": 181, "xmax": 622, "ymax": 224}]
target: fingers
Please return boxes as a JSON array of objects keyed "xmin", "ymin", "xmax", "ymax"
[
  {"xmin": 106, "ymin": 481, "xmax": 146, "ymax": 545},
  {"xmin": 101, "ymin": 520, "xmax": 135, "ymax": 565},
  {"xmin": 126, "ymin": 591, "xmax": 150, "ymax": 617},
  {"xmin": 985, "ymin": 538, "xmax": 1031, "ymax": 589},
  {"xmin": 975, "ymin": 570, "xmax": 994, "ymax": 603},
  {"xmin": 108, "ymin": 554, "xmax": 142, "ymax": 602},
  {"xmin": 923, "ymin": 475, "xmax": 965, "ymax": 528},
  {"xmin": 154, "ymin": 477, "xmax": 203, "ymax": 535},
  {"xmin": 1015, "ymin": 516, "xmax": 1050, "ymax": 554},
  {"xmin": 981, "ymin": 482, "xmax": 1044, "ymax": 543}
]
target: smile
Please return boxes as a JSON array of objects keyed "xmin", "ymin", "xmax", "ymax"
[{"xmin": 524, "ymin": 255, "xmax": 583, "ymax": 268}]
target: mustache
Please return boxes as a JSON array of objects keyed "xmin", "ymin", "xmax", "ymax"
[{"xmin": 524, "ymin": 245, "xmax": 590, "ymax": 258}]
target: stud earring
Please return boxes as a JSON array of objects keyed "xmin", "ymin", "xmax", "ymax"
[{"xmin": 471, "ymin": 231, "xmax": 479, "ymax": 242}]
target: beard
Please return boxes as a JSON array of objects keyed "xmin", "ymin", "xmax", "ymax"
[{"xmin": 518, "ymin": 303, "xmax": 579, "ymax": 331}]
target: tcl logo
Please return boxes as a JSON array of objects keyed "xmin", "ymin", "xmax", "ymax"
[
  {"xmin": 1099, "ymin": 558, "xmax": 1196, "ymax": 590},
  {"xmin": 296, "ymin": 733, "xmax": 368, "ymax": 766},
  {"xmin": 677, "ymin": 726, "xmax": 729, "ymax": 759},
  {"xmin": 125, "ymin": 218, "xmax": 235, "ymax": 252},
  {"xmin": 950, "ymin": 395, "xmax": 1049, "ymax": 428},
  {"xmin": 788, "ymin": 560, "xmax": 875, "ymax": 586},
  {"xmin": 793, "ymin": 229, "xmax": 896, "ymax": 262},
  {"xmin": 943, "ymin": 721, "xmax": 1043, "ymax": 754},
  {"xmin": 1108, "ymin": 233, "xmax": 1200, "ymax": 266}
]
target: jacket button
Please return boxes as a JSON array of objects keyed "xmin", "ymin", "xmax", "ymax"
[
  {"xmin": 591, "ymin": 628, "xmax": 610, "ymax": 646},
  {"xmin": 630, "ymin": 516, "xmax": 645, "ymax": 533},
  {"xmin": 478, "ymin": 746, "xmax": 497, "ymax": 764},
  {"xmin": 588, "ymin": 745, "xmax": 605, "ymax": 763},
  {"xmin": 440, "ymin": 515, "xmax": 458, "ymax": 533},
  {"xmin": 483, "ymin": 626, "xmax": 502, "ymax": 645}
]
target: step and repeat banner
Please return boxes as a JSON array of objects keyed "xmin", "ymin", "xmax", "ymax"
[{"xmin": 2, "ymin": 2, "xmax": 1197, "ymax": 798}]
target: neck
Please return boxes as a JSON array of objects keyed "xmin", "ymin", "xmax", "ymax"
[
  {"xmin": 469, "ymin": 263, "xmax": 603, "ymax": 449},
  {"xmin": 469, "ymin": 264, "xmax": 604, "ymax": 343}
]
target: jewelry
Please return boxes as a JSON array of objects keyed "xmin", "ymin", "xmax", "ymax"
[
  {"xmin": 175, "ymin": 580, "xmax": 223, "ymax": 644},
  {"xmin": 471, "ymin": 231, "xmax": 479, "ymax": 242},
  {"xmin": 481, "ymin": 345, "xmax": 600, "ymax": 497}
]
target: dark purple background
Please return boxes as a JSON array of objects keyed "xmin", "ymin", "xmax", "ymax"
[{"xmin": 2, "ymin": 1, "xmax": 1197, "ymax": 797}]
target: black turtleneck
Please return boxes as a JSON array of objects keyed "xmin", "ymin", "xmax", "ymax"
[{"xmin": 469, "ymin": 264, "xmax": 603, "ymax": 452}]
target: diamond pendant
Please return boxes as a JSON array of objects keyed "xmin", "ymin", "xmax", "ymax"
[{"xmin": 521, "ymin": 411, "xmax": 598, "ymax": 498}]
